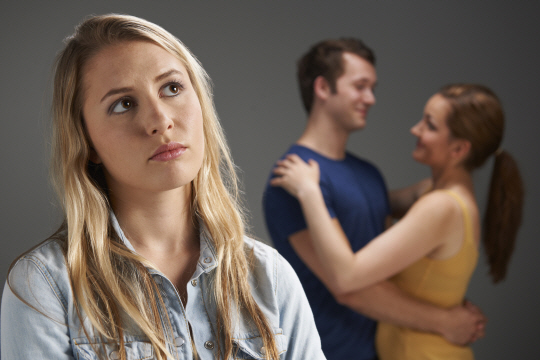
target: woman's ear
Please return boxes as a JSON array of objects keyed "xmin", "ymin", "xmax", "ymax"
[
  {"xmin": 451, "ymin": 139, "xmax": 471, "ymax": 163},
  {"xmin": 313, "ymin": 75, "xmax": 332, "ymax": 101}
]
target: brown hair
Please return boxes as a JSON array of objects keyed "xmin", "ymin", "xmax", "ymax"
[
  {"xmin": 297, "ymin": 38, "xmax": 375, "ymax": 113},
  {"xmin": 439, "ymin": 84, "xmax": 524, "ymax": 283}
]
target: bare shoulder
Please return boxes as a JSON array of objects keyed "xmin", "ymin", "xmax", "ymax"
[{"xmin": 408, "ymin": 190, "xmax": 462, "ymax": 222}]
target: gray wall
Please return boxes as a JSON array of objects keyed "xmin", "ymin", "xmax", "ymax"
[{"xmin": 1, "ymin": 1, "xmax": 539, "ymax": 357}]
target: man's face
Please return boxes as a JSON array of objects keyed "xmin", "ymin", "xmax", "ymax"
[{"xmin": 325, "ymin": 52, "xmax": 377, "ymax": 132}]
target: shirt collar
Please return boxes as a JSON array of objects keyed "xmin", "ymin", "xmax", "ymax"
[{"xmin": 110, "ymin": 211, "xmax": 218, "ymax": 279}]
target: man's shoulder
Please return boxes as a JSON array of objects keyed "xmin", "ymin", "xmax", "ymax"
[
  {"xmin": 344, "ymin": 152, "xmax": 385, "ymax": 177},
  {"xmin": 282, "ymin": 144, "xmax": 320, "ymax": 160}
]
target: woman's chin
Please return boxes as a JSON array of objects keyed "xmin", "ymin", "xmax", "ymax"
[{"xmin": 411, "ymin": 151, "xmax": 426, "ymax": 165}]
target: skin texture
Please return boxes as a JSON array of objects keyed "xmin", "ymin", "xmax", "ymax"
[
  {"xmin": 297, "ymin": 53, "xmax": 377, "ymax": 160},
  {"xmin": 411, "ymin": 94, "xmax": 471, "ymax": 177},
  {"xmin": 322, "ymin": 52, "xmax": 377, "ymax": 133},
  {"xmin": 83, "ymin": 41, "xmax": 205, "ymax": 196},
  {"xmin": 82, "ymin": 41, "xmax": 205, "ymax": 303}
]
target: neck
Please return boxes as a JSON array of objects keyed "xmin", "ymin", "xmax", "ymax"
[
  {"xmin": 109, "ymin": 184, "xmax": 198, "ymax": 255},
  {"xmin": 431, "ymin": 164, "xmax": 474, "ymax": 192},
  {"xmin": 297, "ymin": 110, "xmax": 351, "ymax": 160}
]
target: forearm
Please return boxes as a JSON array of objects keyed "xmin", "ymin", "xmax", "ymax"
[
  {"xmin": 336, "ymin": 281, "xmax": 449, "ymax": 335},
  {"xmin": 296, "ymin": 184, "xmax": 359, "ymax": 291},
  {"xmin": 389, "ymin": 178, "xmax": 432, "ymax": 219}
]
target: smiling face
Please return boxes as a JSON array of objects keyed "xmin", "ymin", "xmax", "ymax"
[
  {"xmin": 82, "ymin": 41, "xmax": 205, "ymax": 197},
  {"xmin": 410, "ymin": 94, "xmax": 459, "ymax": 167},
  {"xmin": 324, "ymin": 52, "xmax": 377, "ymax": 132}
]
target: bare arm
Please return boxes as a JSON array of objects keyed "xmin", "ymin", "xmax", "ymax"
[
  {"xmin": 271, "ymin": 155, "xmax": 460, "ymax": 294},
  {"xmin": 289, "ymin": 229, "xmax": 485, "ymax": 345}
]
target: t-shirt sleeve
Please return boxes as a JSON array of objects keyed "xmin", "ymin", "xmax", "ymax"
[{"xmin": 263, "ymin": 175, "xmax": 336, "ymax": 244}]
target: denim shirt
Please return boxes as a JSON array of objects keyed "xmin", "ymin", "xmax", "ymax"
[{"xmin": 1, "ymin": 214, "xmax": 325, "ymax": 360}]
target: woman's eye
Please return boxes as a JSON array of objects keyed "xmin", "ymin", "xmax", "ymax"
[
  {"xmin": 111, "ymin": 99, "xmax": 133, "ymax": 114},
  {"xmin": 162, "ymin": 83, "xmax": 182, "ymax": 97}
]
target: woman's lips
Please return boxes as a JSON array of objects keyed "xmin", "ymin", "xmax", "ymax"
[{"xmin": 150, "ymin": 142, "xmax": 186, "ymax": 161}]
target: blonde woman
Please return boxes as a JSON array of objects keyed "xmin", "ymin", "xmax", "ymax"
[
  {"xmin": 271, "ymin": 84, "xmax": 524, "ymax": 359},
  {"xmin": 1, "ymin": 14, "xmax": 324, "ymax": 360}
]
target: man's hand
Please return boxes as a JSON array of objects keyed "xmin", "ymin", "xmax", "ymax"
[{"xmin": 441, "ymin": 300, "xmax": 487, "ymax": 346}]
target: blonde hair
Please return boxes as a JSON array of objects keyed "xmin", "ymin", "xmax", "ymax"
[{"xmin": 47, "ymin": 14, "xmax": 278, "ymax": 359}]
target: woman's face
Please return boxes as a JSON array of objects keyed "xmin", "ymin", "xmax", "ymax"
[
  {"xmin": 82, "ymin": 41, "xmax": 205, "ymax": 196},
  {"xmin": 410, "ymin": 94, "xmax": 457, "ymax": 167}
]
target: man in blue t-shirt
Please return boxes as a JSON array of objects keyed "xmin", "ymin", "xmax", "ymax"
[{"xmin": 263, "ymin": 38, "xmax": 486, "ymax": 360}]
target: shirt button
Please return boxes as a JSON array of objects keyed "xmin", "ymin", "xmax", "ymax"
[
  {"xmin": 203, "ymin": 257, "xmax": 212, "ymax": 264},
  {"xmin": 261, "ymin": 346, "xmax": 266, "ymax": 355},
  {"xmin": 191, "ymin": 279, "xmax": 197, "ymax": 286},
  {"xmin": 109, "ymin": 350, "xmax": 120, "ymax": 360},
  {"xmin": 204, "ymin": 340, "xmax": 215, "ymax": 350},
  {"xmin": 174, "ymin": 337, "xmax": 185, "ymax": 347}
]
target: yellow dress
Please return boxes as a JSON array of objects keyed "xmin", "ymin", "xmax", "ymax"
[{"xmin": 376, "ymin": 190, "xmax": 479, "ymax": 360}]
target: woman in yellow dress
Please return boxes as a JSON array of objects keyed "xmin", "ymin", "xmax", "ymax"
[{"xmin": 271, "ymin": 84, "xmax": 524, "ymax": 359}]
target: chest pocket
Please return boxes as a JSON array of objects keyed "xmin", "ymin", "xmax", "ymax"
[
  {"xmin": 232, "ymin": 329, "xmax": 287, "ymax": 359},
  {"xmin": 74, "ymin": 336, "xmax": 154, "ymax": 360}
]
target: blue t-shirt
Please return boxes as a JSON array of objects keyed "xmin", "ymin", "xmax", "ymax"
[{"xmin": 263, "ymin": 144, "xmax": 390, "ymax": 360}]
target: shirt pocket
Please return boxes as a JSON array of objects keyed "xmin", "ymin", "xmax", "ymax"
[
  {"xmin": 232, "ymin": 329, "xmax": 287, "ymax": 359},
  {"xmin": 73, "ymin": 335, "xmax": 154, "ymax": 360}
]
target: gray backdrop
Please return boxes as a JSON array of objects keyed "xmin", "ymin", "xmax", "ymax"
[{"xmin": 1, "ymin": 1, "xmax": 539, "ymax": 358}]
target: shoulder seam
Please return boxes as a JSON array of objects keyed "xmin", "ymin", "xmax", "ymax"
[{"xmin": 17, "ymin": 255, "xmax": 69, "ymax": 314}]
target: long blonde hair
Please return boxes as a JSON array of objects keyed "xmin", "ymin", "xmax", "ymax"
[{"xmin": 47, "ymin": 14, "xmax": 278, "ymax": 359}]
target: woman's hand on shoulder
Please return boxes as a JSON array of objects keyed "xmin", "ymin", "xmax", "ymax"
[{"xmin": 270, "ymin": 154, "xmax": 320, "ymax": 200}]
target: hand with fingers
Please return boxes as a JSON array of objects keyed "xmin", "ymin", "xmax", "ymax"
[
  {"xmin": 464, "ymin": 300, "xmax": 487, "ymax": 343},
  {"xmin": 441, "ymin": 299, "xmax": 487, "ymax": 346},
  {"xmin": 270, "ymin": 154, "xmax": 321, "ymax": 199}
]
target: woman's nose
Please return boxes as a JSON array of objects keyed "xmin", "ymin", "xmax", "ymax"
[
  {"xmin": 145, "ymin": 101, "xmax": 174, "ymax": 135},
  {"xmin": 410, "ymin": 121, "xmax": 421, "ymax": 136}
]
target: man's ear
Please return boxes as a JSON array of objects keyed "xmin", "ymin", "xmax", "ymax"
[
  {"xmin": 89, "ymin": 147, "xmax": 102, "ymax": 164},
  {"xmin": 313, "ymin": 75, "xmax": 332, "ymax": 101}
]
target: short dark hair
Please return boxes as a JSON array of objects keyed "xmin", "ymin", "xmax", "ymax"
[{"xmin": 297, "ymin": 38, "xmax": 375, "ymax": 113}]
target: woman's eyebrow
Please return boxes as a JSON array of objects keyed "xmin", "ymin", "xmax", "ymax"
[
  {"xmin": 155, "ymin": 69, "xmax": 183, "ymax": 82},
  {"xmin": 100, "ymin": 87, "xmax": 133, "ymax": 103},
  {"xmin": 99, "ymin": 70, "xmax": 184, "ymax": 103}
]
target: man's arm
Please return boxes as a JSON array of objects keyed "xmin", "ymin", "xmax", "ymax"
[
  {"xmin": 388, "ymin": 178, "xmax": 432, "ymax": 219},
  {"xmin": 289, "ymin": 226, "xmax": 485, "ymax": 346}
]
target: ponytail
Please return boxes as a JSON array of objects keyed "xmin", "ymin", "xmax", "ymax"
[{"xmin": 483, "ymin": 150, "xmax": 524, "ymax": 283}]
